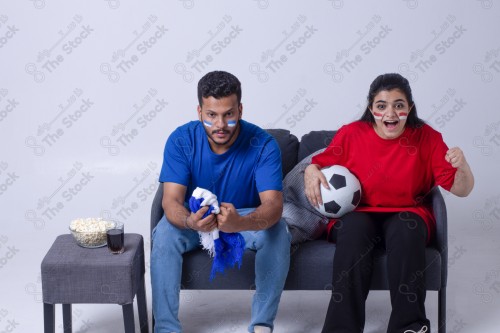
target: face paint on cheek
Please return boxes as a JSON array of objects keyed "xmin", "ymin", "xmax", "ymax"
[
  {"xmin": 373, "ymin": 111, "xmax": 383, "ymax": 120},
  {"xmin": 227, "ymin": 120, "xmax": 237, "ymax": 127},
  {"xmin": 203, "ymin": 120, "xmax": 213, "ymax": 128},
  {"xmin": 397, "ymin": 112, "xmax": 408, "ymax": 120}
]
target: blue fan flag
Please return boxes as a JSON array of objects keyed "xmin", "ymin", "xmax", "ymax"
[{"xmin": 189, "ymin": 188, "xmax": 246, "ymax": 280}]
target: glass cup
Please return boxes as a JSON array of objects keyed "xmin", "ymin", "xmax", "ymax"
[{"xmin": 106, "ymin": 222, "xmax": 124, "ymax": 254}]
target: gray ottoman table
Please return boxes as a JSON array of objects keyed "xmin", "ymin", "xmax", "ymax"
[{"xmin": 41, "ymin": 233, "xmax": 148, "ymax": 333}]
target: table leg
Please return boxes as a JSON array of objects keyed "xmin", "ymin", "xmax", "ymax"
[
  {"xmin": 43, "ymin": 303, "xmax": 55, "ymax": 333},
  {"xmin": 122, "ymin": 303, "xmax": 135, "ymax": 333},
  {"xmin": 136, "ymin": 277, "xmax": 149, "ymax": 333},
  {"xmin": 62, "ymin": 304, "xmax": 72, "ymax": 333}
]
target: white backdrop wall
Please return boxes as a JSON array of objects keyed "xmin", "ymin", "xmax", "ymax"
[{"xmin": 1, "ymin": 1, "xmax": 499, "ymax": 332}]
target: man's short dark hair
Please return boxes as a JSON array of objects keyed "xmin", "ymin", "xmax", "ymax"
[{"xmin": 197, "ymin": 71, "xmax": 242, "ymax": 106}]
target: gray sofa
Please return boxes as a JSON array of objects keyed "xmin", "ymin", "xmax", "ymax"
[{"xmin": 150, "ymin": 129, "xmax": 447, "ymax": 332}]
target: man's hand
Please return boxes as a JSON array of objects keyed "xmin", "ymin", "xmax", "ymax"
[
  {"xmin": 186, "ymin": 206, "xmax": 217, "ymax": 232},
  {"xmin": 217, "ymin": 203, "xmax": 243, "ymax": 233}
]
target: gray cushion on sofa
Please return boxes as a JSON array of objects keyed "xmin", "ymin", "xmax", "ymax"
[
  {"xmin": 282, "ymin": 129, "xmax": 337, "ymax": 244},
  {"xmin": 282, "ymin": 148, "xmax": 328, "ymax": 244}
]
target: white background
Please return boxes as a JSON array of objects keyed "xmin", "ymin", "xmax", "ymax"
[{"xmin": 1, "ymin": 1, "xmax": 499, "ymax": 332}]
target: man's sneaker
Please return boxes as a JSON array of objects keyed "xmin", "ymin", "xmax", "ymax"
[{"xmin": 254, "ymin": 325, "xmax": 272, "ymax": 333}]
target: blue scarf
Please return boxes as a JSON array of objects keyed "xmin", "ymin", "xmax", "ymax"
[{"xmin": 189, "ymin": 187, "xmax": 246, "ymax": 280}]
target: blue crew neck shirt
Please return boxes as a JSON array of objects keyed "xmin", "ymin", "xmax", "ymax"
[{"xmin": 159, "ymin": 120, "xmax": 283, "ymax": 208}]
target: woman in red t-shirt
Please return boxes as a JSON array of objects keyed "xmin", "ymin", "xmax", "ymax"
[{"xmin": 305, "ymin": 73, "xmax": 474, "ymax": 333}]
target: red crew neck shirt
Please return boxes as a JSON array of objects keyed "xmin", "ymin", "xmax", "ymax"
[{"xmin": 311, "ymin": 121, "xmax": 457, "ymax": 240}]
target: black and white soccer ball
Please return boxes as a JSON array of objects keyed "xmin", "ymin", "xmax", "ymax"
[{"xmin": 315, "ymin": 165, "xmax": 362, "ymax": 218}]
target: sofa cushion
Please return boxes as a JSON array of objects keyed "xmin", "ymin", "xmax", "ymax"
[{"xmin": 180, "ymin": 241, "xmax": 442, "ymax": 290}]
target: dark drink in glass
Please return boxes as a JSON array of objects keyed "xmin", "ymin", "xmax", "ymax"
[{"xmin": 107, "ymin": 222, "xmax": 124, "ymax": 254}]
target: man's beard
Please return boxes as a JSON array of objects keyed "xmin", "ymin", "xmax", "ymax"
[{"xmin": 206, "ymin": 121, "xmax": 239, "ymax": 146}]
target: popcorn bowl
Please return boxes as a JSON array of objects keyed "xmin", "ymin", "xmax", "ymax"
[{"xmin": 69, "ymin": 218, "xmax": 116, "ymax": 248}]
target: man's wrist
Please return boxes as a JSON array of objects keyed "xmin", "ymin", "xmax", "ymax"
[{"xmin": 184, "ymin": 215, "xmax": 193, "ymax": 230}]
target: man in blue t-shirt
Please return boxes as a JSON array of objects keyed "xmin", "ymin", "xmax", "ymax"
[{"xmin": 151, "ymin": 71, "xmax": 291, "ymax": 333}]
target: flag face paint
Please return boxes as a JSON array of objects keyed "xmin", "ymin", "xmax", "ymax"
[
  {"xmin": 204, "ymin": 120, "xmax": 236, "ymax": 127},
  {"xmin": 397, "ymin": 112, "xmax": 408, "ymax": 120},
  {"xmin": 372, "ymin": 111, "xmax": 408, "ymax": 120}
]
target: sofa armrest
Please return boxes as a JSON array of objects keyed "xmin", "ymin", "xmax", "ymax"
[{"xmin": 429, "ymin": 186, "xmax": 448, "ymax": 287}]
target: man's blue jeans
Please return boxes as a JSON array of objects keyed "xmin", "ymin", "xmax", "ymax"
[{"xmin": 151, "ymin": 208, "xmax": 291, "ymax": 333}]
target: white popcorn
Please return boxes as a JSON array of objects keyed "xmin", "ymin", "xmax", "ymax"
[{"xmin": 69, "ymin": 218, "xmax": 115, "ymax": 247}]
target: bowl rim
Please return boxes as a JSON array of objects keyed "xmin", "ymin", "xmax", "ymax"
[{"xmin": 69, "ymin": 219, "xmax": 117, "ymax": 232}]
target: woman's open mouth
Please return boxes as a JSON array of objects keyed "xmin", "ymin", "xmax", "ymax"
[{"xmin": 383, "ymin": 120, "xmax": 399, "ymax": 130}]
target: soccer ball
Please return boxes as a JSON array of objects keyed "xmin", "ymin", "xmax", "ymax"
[{"xmin": 315, "ymin": 165, "xmax": 362, "ymax": 218}]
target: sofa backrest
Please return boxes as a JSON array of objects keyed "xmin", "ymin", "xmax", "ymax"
[
  {"xmin": 265, "ymin": 129, "xmax": 299, "ymax": 178},
  {"xmin": 298, "ymin": 130, "xmax": 337, "ymax": 161},
  {"xmin": 265, "ymin": 129, "xmax": 337, "ymax": 179}
]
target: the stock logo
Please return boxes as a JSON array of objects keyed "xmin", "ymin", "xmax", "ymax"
[
  {"xmin": 0, "ymin": 162, "xmax": 19, "ymax": 198},
  {"xmin": 250, "ymin": 15, "xmax": 316, "ymax": 82},
  {"xmin": 25, "ymin": 15, "xmax": 94, "ymax": 83},
  {"xmin": 100, "ymin": 88, "xmax": 168, "ymax": 155},
  {"xmin": 426, "ymin": 88, "xmax": 467, "ymax": 129},
  {"xmin": 100, "ymin": 15, "xmax": 166, "ymax": 82},
  {"xmin": 473, "ymin": 47, "xmax": 500, "ymax": 83},
  {"xmin": 399, "ymin": 15, "xmax": 465, "ymax": 80},
  {"xmin": 265, "ymin": 88, "xmax": 318, "ymax": 130},
  {"xmin": 25, "ymin": 89, "xmax": 93, "ymax": 156},
  {"xmin": 24, "ymin": 162, "xmax": 94, "ymax": 229},
  {"xmin": 324, "ymin": 15, "xmax": 391, "ymax": 83},
  {"xmin": 0, "ymin": 15, "xmax": 20, "ymax": 50},
  {"xmin": 0, "ymin": 88, "xmax": 19, "ymax": 127},
  {"xmin": 104, "ymin": 162, "xmax": 159, "ymax": 221},
  {"xmin": 0, "ymin": 97, "xmax": 19, "ymax": 123},
  {"xmin": 175, "ymin": 15, "xmax": 242, "ymax": 82},
  {"xmin": 0, "ymin": 236, "xmax": 20, "ymax": 270}
]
